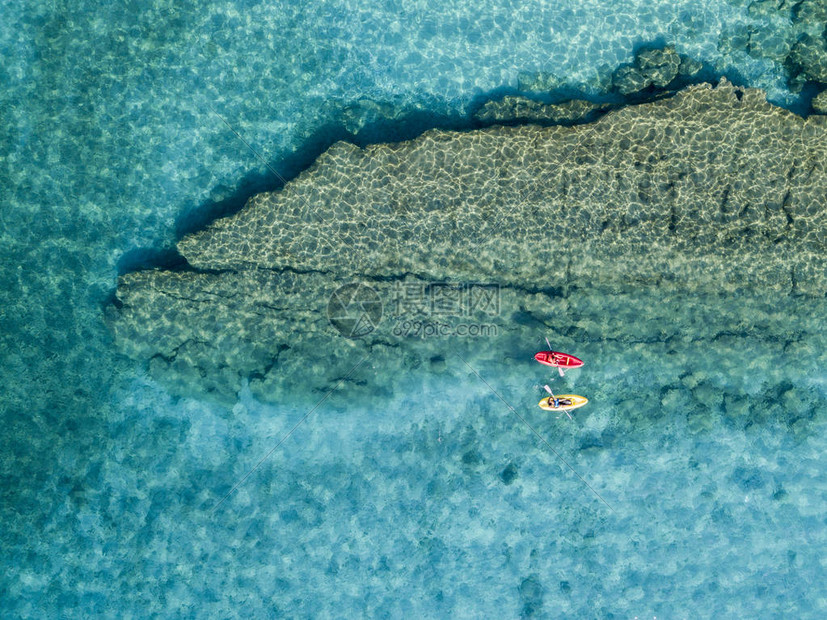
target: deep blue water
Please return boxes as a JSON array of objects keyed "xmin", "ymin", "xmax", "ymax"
[{"xmin": 1, "ymin": 1, "xmax": 826, "ymax": 617}]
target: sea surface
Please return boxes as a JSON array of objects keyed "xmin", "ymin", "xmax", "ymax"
[{"xmin": 1, "ymin": 0, "xmax": 825, "ymax": 617}]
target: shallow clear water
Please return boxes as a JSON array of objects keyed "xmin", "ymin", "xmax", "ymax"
[{"xmin": 1, "ymin": 0, "xmax": 826, "ymax": 617}]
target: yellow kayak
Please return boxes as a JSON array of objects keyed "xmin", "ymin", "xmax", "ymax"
[{"xmin": 538, "ymin": 394, "xmax": 589, "ymax": 412}]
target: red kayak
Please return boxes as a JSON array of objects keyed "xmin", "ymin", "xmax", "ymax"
[{"xmin": 534, "ymin": 350, "xmax": 584, "ymax": 369}]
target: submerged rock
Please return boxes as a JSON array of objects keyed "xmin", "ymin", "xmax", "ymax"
[
  {"xmin": 337, "ymin": 98, "xmax": 410, "ymax": 134},
  {"xmin": 748, "ymin": 0, "xmax": 790, "ymax": 20},
  {"xmin": 794, "ymin": 0, "xmax": 827, "ymax": 23},
  {"xmin": 519, "ymin": 574, "xmax": 545, "ymax": 618},
  {"xmin": 176, "ymin": 80, "xmax": 826, "ymax": 291},
  {"xmin": 780, "ymin": 0, "xmax": 827, "ymax": 90},
  {"xmin": 787, "ymin": 32, "xmax": 827, "ymax": 83},
  {"xmin": 708, "ymin": 0, "xmax": 826, "ymax": 91},
  {"xmin": 813, "ymin": 89, "xmax": 827, "ymax": 113},
  {"xmin": 474, "ymin": 96, "xmax": 611, "ymax": 125},
  {"xmin": 678, "ymin": 56, "xmax": 703, "ymax": 77},
  {"xmin": 612, "ymin": 46, "xmax": 683, "ymax": 94},
  {"xmin": 747, "ymin": 26, "xmax": 793, "ymax": 62},
  {"xmin": 109, "ymin": 80, "xmax": 827, "ymax": 404},
  {"xmin": 499, "ymin": 462, "xmax": 519, "ymax": 485},
  {"xmin": 516, "ymin": 71, "xmax": 566, "ymax": 93},
  {"xmin": 612, "ymin": 64, "xmax": 652, "ymax": 94},
  {"xmin": 637, "ymin": 47, "xmax": 682, "ymax": 87}
]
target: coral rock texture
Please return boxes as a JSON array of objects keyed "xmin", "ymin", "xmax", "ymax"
[
  {"xmin": 178, "ymin": 80, "xmax": 826, "ymax": 293},
  {"xmin": 110, "ymin": 81, "xmax": 827, "ymax": 403},
  {"xmin": 814, "ymin": 89, "xmax": 827, "ymax": 114},
  {"xmin": 474, "ymin": 96, "xmax": 612, "ymax": 125}
]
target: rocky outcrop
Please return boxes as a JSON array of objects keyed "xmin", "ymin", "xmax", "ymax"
[
  {"xmin": 611, "ymin": 47, "xmax": 699, "ymax": 94},
  {"xmin": 177, "ymin": 80, "xmax": 826, "ymax": 292},
  {"xmin": 109, "ymin": 81, "xmax": 827, "ymax": 405},
  {"xmin": 787, "ymin": 32, "xmax": 827, "ymax": 83},
  {"xmin": 813, "ymin": 89, "xmax": 827, "ymax": 113},
  {"xmin": 474, "ymin": 96, "xmax": 611, "ymax": 125},
  {"xmin": 725, "ymin": 0, "xmax": 827, "ymax": 92}
]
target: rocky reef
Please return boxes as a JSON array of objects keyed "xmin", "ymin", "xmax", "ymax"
[
  {"xmin": 611, "ymin": 46, "xmax": 701, "ymax": 95},
  {"xmin": 814, "ymin": 88, "xmax": 827, "ymax": 113},
  {"xmin": 474, "ymin": 97, "xmax": 612, "ymax": 125},
  {"xmin": 721, "ymin": 0, "xmax": 827, "ymax": 109},
  {"xmin": 175, "ymin": 80, "xmax": 826, "ymax": 291},
  {"xmin": 109, "ymin": 81, "xmax": 827, "ymax": 412}
]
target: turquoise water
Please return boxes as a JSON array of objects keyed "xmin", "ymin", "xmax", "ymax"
[{"xmin": 2, "ymin": 0, "xmax": 826, "ymax": 617}]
